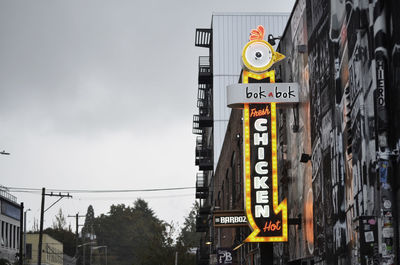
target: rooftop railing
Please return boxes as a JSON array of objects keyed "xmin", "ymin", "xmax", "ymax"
[{"xmin": 0, "ymin": 186, "xmax": 17, "ymax": 203}]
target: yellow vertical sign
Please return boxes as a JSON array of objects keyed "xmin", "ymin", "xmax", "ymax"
[
  {"xmin": 240, "ymin": 26, "xmax": 287, "ymax": 242},
  {"xmin": 242, "ymin": 71, "xmax": 288, "ymax": 242}
]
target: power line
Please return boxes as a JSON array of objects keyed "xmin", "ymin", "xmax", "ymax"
[
  {"xmin": 6, "ymin": 186, "xmax": 195, "ymax": 194},
  {"xmin": 74, "ymin": 193, "xmax": 194, "ymax": 201}
]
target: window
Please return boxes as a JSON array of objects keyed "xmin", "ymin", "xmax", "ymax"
[
  {"xmin": 9, "ymin": 224, "xmax": 12, "ymax": 248},
  {"xmin": 26, "ymin": 244, "xmax": 32, "ymax": 259},
  {"xmin": 5, "ymin": 223, "xmax": 8, "ymax": 247},
  {"xmin": 16, "ymin": 227, "xmax": 19, "ymax": 250},
  {"xmin": 217, "ymin": 191, "xmax": 221, "ymax": 208},
  {"xmin": 13, "ymin": 225, "xmax": 16, "ymax": 249},
  {"xmin": 225, "ymin": 172, "xmax": 231, "ymax": 209},
  {"xmin": 221, "ymin": 183, "xmax": 225, "ymax": 209},
  {"xmin": 231, "ymin": 152, "xmax": 237, "ymax": 205},
  {"xmin": 1, "ymin": 221, "xmax": 4, "ymax": 246}
]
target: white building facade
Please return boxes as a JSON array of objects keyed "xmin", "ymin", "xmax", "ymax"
[{"xmin": 0, "ymin": 187, "xmax": 22, "ymax": 263}]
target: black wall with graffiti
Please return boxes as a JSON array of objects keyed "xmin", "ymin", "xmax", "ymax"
[{"xmin": 276, "ymin": 0, "xmax": 399, "ymax": 264}]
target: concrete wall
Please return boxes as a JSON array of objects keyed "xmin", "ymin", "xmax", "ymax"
[{"xmin": 27, "ymin": 234, "xmax": 63, "ymax": 265}]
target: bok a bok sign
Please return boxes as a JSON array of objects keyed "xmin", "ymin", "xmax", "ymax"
[{"xmin": 227, "ymin": 25, "xmax": 299, "ymax": 242}]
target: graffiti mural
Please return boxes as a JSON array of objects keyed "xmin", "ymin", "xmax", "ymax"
[{"xmin": 276, "ymin": 0, "xmax": 399, "ymax": 264}]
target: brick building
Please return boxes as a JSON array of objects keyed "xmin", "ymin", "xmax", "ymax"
[{"xmin": 193, "ymin": 1, "xmax": 400, "ymax": 264}]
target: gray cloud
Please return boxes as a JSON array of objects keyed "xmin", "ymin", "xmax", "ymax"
[{"xmin": 0, "ymin": 0, "xmax": 294, "ymax": 226}]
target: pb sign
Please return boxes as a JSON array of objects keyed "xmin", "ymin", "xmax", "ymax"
[
  {"xmin": 217, "ymin": 248, "xmax": 233, "ymax": 265},
  {"xmin": 227, "ymin": 25, "xmax": 298, "ymax": 243}
]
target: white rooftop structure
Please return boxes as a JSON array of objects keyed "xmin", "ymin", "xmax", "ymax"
[{"xmin": 211, "ymin": 12, "xmax": 290, "ymax": 169}]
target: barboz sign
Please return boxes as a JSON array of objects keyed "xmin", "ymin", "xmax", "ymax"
[
  {"xmin": 227, "ymin": 83, "xmax": 299, "ymax": 108},
  {"xmin": 215, "ymin": 216, "xmax": 247, "ymax": 225},
  {"xmin": 214, "ymin": 211, "xmax": 247, "ymax": 227}
]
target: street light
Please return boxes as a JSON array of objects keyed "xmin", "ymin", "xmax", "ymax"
[
  {"xmin": 24, "ymin": 209, "xmax": 31, "ymax": 265},
  {"xmin": 77, "ymin": 242, "xmax": 96, "ymax": 248},
  {"xmin": 0, "ymin": 150, "xmax": 10, "ymax": 155},
  {"xmin": 90, "ymin": 246, "xmax": 107, "ymax": 265},
  {"xmin": 78, "ymin": 242, "xmax": 96, "ymax": 265}
]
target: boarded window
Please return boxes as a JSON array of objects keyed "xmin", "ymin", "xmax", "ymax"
[{"xmin": 26, "ymin": 243, "xmax": 32, "ymax": 259}]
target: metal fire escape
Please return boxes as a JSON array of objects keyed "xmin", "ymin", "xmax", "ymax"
[{"xmin": 193, "ymin": 28, "xmax": 212, "ymax": 265}]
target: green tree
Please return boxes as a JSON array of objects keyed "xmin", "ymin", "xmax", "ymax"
[
  {"xmin": 175, "ymin": 202, "xmax": 200, "ymax": 265},
  {"xmin": 39, "ymin": 208, "xmax": 76, "ymax": 257},
  {"xmin": 43, "ymin": 227, "xmax": 76, "ymax": 257},
  {"xmin": 82, "ymin": 205, "xmax": 95, "ymax": 241},
  {"xmin": 94, "ymin": 199, "xmax": 175, "ymax": 265},
  {"xmin": 0, "ymin": 258, "xmax": 10, "ymax": 265},
  {"xmin": 52, "ymin": 208, "xmax": 67, "ymax": 230},
  {"xmin": 32, "ymin": 218, "xmax": 39, "ymax": 232}
]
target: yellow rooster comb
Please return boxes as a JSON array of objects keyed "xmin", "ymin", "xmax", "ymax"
[{"xmin": 249, "ymin": 25, "xmax": 265, "ymax": 41}]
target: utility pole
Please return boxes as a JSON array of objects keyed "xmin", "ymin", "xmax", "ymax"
[
  {"xmin": 68, "ymin": 213, "xmax": 85, "ymax": 258},
  {"xmin": 19, "ymin": 202, "xmax": 24, "ymax": 265},
  {"xmin": 37, "ymin": 188, "xmax": 72, "ymax": 265},
  {"xmin": 38, "ymin": 189, "xmax": 45, "ymax": 265}
]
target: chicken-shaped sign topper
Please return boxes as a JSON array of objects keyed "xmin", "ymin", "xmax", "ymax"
[{"xmin": 241, "ymin": 25, "xmax": 285, "ymax": 73}]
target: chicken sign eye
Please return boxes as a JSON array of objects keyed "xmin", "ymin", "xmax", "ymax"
[{"xmin": 243, "ymin": 41, "xmax": 274, "ymax": 72}]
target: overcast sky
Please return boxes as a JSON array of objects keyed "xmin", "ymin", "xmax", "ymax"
[{"xmin": 0, "ymin": 0, "xmax": 294, "ymax": 231}]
